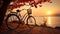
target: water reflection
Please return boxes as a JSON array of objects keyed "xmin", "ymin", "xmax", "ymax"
[
  {"xmin": 46, "ymin": 16, "xmax": 60, "ymax": 28},
  {"xmin": 46, "ymin": 16, "xmax": 51, "ymax": 26},
  {"xmin": 34, "ymin": 16, "xmax": 60, "ymax": 28}
]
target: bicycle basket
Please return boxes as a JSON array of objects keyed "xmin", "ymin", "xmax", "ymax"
[{"xmin": 27, "ymin": 9, "xmax": 32, "ymax": 14}]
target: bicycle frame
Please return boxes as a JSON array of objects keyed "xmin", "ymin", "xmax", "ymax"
[
  {"xmin": 17, "ymin": 6, "xmax": 32, "ymax": 22},
  {"xmin": 19, "ymin": 11, "xmax": 32, "ymax": 23},
  {"xmin": 7, "ymin": 5, "xmax": 32, "ymax": 23}
]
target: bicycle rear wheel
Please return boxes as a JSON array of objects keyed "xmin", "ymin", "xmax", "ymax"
[
  {"xmin": 6, "ymin": 14, "xmax": 20, "ymax": 30},
  {"xmin": 26, "ymin": 16, "xmax": 36, "ymax": 28}
]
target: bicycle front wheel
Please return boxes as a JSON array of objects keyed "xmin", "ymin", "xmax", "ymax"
[
  {"xmin": 6, "ymin": 14, "xmax": 20, "ymax": 30},
  {"xmin": 26, "ymin": 16, "xmax": 36, "ymax": 28}
]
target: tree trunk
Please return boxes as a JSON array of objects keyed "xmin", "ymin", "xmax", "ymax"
[{"xmin": 0, "ymin": 0, "xmax": 12, "ymax": 26}]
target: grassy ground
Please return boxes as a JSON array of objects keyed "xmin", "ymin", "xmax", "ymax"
[{"xmin": 0, "ymin": 20, "xmax": 60, "ymax": 34}]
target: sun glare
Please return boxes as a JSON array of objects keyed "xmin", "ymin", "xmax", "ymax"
[
  {"xmin": 47, "ymin": 11, "xmax": 51, "ymax": 14},
  {"xmin": 46, "ymin": 10, "xmax": 52, "ymax": 15}
]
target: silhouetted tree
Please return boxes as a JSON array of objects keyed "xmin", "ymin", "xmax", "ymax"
[{"xmin": 0, "ymin": 0, "xmax": 12, "ymax": 27}]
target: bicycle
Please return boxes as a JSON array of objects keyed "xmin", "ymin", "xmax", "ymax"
[{"xmin": 5, "ymin": 6, "xmax": 36, "ymax": 30}]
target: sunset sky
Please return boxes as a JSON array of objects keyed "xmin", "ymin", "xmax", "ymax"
[
  {"xmin": 12, "ymin": 0, "xmax": 60, "ymax": 16},
  {"xmin": 32, "ymin": 0, "xmax": 60, "ymax": 16}
]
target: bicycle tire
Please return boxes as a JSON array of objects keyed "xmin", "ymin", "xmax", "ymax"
[
  {"xmin": 6, "ymin": 14, "xmax": 20, "ymax": 30},
  {"xmin": 26, "ymin": 16, "xmax": 36, "ymax": 28}
]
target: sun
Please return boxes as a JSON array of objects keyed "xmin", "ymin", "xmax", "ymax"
[
  {"xmin": 47, "ymin": 11, "xmax": 51, "ymax": 14},
  {"xmin": 46, "ymin": 10, "xmax": 52, "ymax": 15}
]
